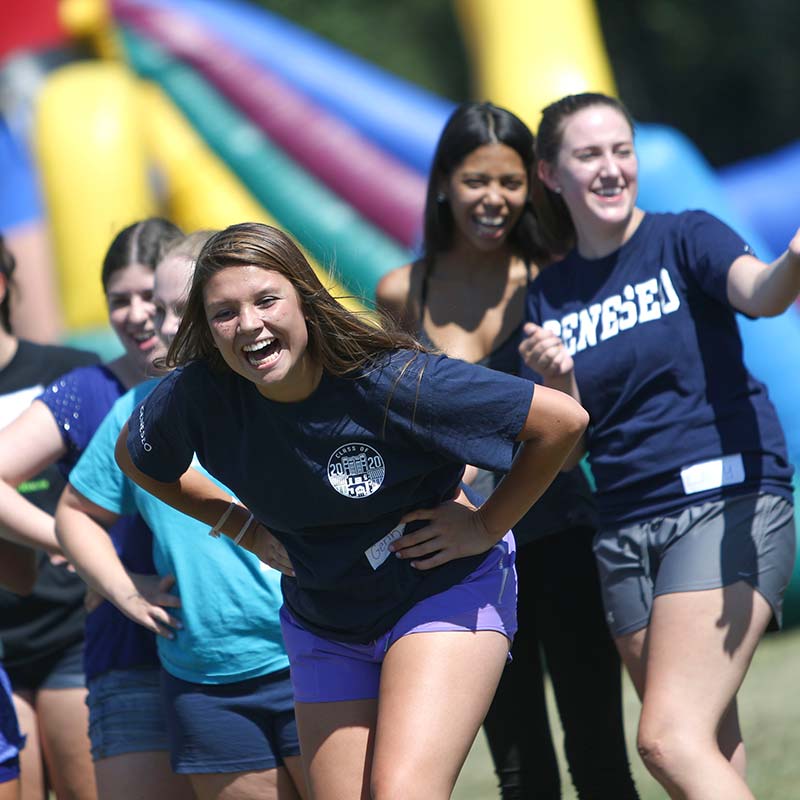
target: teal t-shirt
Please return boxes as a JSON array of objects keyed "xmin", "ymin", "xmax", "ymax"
[{"xmin": 70, "ymin": 379, "xmax": 289, "ymax": 684}]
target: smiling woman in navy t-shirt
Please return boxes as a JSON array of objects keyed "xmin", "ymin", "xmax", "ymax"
[
  {"xmin": 521, "ymin": 91, "xmax": 800, "ymax": 799},
  {"xmin": 113, "ymin": 221, "xmax": 588, "ymax": 800}
]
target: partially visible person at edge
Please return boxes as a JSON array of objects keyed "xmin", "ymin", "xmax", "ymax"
[
  {"xmin": 56, "ymin": 231, "xmax": 307, "ymax": 800},
  {"xmin": 0, "ymin": 220, "xmax": 191, "ymax": 800},
  {"xmin": 377, "ymin": 100, "xmax": 639, "ymax": 800},
  {"xmin": 112, "ymin": 222, "xmax": 588, "ymax": 800},
  {"xmin": 0, "ymin": 528, "xmax": 37, "ymax": 800},
  {"xmin": 521, "ymin": 91, "xmax": 799, "ymax": 800}
]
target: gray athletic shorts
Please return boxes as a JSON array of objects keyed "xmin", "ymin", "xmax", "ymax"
[{"xmin": 594, "ymin": 492, "xmax": 796, "ymax": 638}]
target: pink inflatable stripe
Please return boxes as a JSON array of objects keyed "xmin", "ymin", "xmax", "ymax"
[{"xmin": 115, "ymin": 1, "xmax": 426, "ymax": 248}]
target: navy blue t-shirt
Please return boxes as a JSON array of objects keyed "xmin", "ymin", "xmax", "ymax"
[
  {"xmin": 524, "ymin": 211, "xmax": 793, "ymax": 528},
  {"xmin": 127, "ymin": 350, "xmax": 533, "ymax": 643}
]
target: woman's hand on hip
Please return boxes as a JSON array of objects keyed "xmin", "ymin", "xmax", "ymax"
[{"xmin": 241, "ymin": 522, "xmax": 295, "ymax": 577}]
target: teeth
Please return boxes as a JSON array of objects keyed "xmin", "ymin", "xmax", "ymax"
[
  {"xmin": 243, "ymin": 338, "xmax": 275, "ymax": 352},
  {"xmin": 594, "ymin": 187, "xmax": 622, "ymax": 197},
  {"xmin": 132, "ymin": 332, "xmax": 154, "ymax": 343},
  {"xmin": 475, "ymin": 216, "xmax": 504, "ymax": 227}
]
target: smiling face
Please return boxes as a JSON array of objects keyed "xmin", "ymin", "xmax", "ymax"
[
  {"xmin": 105, "ymin": 262, "xmax": 164, "ymax": 372},
  {"xmin": 541, "ymin": 104, "xmax": 639, "ymax": 249},
  {"xmin": 444, "ymin": 142, "xmax": 529, "ymax": 252},
  {"xmin": 203, "ymin": 265, "xmax": 319, "ymax": 402}
]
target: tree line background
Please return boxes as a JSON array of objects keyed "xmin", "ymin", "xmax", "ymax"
[{"xmin": 254, "ymin": 0, "xmax": 799, "ymax": 167}]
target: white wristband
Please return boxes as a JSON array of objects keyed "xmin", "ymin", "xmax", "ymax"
[
  {"xmin": 234, "ymin": 513, "xmax": 255, "ymax": 546},
  {"xmin": 209, "ymin": 500, "xmax": 236, "ymax": 538}
]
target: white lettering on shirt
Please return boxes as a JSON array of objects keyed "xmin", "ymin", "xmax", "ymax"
[{"xmin": 541, "ymin": 270, "xmax": 681, "ymax": 353}]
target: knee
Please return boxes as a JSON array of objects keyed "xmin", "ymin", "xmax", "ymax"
[{"xmin": 636, "ymin": 719, "xmax": 701, "ymax": 780}]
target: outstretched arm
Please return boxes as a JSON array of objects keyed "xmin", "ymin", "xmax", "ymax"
[
  {"xmin": 727, "ymin": 228, "xmax": 800, "ymax": 317},
  {"xmin": 393, "ymin": 385, "xmax": 588, "ymax": 569}
]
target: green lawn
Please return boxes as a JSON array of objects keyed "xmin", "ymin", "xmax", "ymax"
[{"xmin": 454, "ymin": 627, "xmax": 800, "ymax": 799}]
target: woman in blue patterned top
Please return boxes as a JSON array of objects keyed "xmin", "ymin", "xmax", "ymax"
[
  {"xmin": 521, "ymin": 91, "xmax": 799, "ymax": 799},
  {"xmin": 0, "ymin": 219, "xmax": 192, "ymax": 800}
]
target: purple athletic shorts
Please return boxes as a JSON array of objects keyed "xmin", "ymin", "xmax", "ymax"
[{"xmin": 280, "ymin": 532, "xmax": 517, "ymax": 703}]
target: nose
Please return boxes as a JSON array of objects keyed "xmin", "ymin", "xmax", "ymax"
[
  {"xmin": 128, "ymin": 295, "xmax": 153, "ymax": 325},
  {"xmin": 600, "ymin": 152, "xmax": 621, "ymax": 177},
  {"xmin": 237, "ymin": 303, "xmax": 261, "ymax": 333},
  {"xmin": 483, "ymin": 181, "xmax": 504, "ymax": 206}
]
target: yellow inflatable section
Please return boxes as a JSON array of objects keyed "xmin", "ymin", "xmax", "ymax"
[
  {"xmin": 33, "ymin": 61, "xmax": 156, "ymax": 330},
  {"xmin": 454, "ymin": 0, "xmax": 616, "ymax": 130},
  {"xmin": 141, "ymin": 84, "xmax": 365, "ymax": 313}
]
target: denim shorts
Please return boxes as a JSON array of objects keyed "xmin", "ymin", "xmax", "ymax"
[
  {"xmin": 161, "ymin": 668, "xmax": 300, "ymax": 774},
  {"xmin": 86, "ymin": 667, "xmax": 170, "ymax": 761},
  {"xmin": 0, "ymin": 664, "xmax": 24, "ymax": 783},
  {"xmin": 281, "ymin": 533, "xmax": 518, "ymax": 703},
  {"xmin": 594, "ymin": 492, "xmax": 796, "ymax": 637}
]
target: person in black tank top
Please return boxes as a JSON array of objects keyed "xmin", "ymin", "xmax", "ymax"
[{"xmin": 378, "ymin": 102, "xmax": 639, "ymax": 800}]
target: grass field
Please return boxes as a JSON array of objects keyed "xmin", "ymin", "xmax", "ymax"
[{"xmin": 453, "ymin": 627, "xmax": 800, "ymax": 799}]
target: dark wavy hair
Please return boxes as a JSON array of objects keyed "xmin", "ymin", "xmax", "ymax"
[
  {"xmin": 532, "ymin": 92, "xmax": 635, "ymax": 253},
  {"xmin": 166, "ymin": 223, "xmax": 426, "ymax": 378},
  {"xmin": 101, "ymin": 217, "xmax": 183, "ymax": 292},
  {"xmin": 0, "ymin": 234, "xmax": 17, "ymax": 334},
  {"xmin": 421, "ymin": 101, "xmax": 549, "ymax": 269}
]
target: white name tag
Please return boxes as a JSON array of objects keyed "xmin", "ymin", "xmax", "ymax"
[
  {"xmin": 365, "ymin": 523, "xmax": 406, "ymax": 570},
  {"xmin": 680, "ymin": 454, "xmax": 745, "ymax": 495}
]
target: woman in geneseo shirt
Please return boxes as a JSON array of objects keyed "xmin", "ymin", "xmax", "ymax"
[
  {"xmin": 115, "ymin": 222, "xmax": 588, "ymax": 800},
  {"xmin": 521, "ymin": 91, "xmax": 799, "ymax": 799}
]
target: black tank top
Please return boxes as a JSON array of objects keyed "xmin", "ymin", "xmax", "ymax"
[{"xmin": 417, "ymin": 267, "xmax": 596, "ymax": 545}]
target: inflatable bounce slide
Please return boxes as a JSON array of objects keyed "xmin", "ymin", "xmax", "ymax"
[{"xmin": 2, "ymin": 0, "xmax": 799, "ymax": 619}]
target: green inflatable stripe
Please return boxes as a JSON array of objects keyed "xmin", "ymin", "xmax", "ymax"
[{"xmin": 121, "ymin": 29, "xmax": 411, "ymax": 301}]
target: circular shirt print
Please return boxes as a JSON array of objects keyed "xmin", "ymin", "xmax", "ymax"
[{"xmin": 327, "ymin": 442, "xmax": 385, "ymax": 499}]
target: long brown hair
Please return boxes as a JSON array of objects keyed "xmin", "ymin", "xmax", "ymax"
[{"xmin": 165, "ymin": 223, "xmax": 427, "ymax": 376}]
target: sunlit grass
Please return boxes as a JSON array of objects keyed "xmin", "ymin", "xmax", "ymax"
[{"xmin": 454, "ymin": 627, "xmax": 800, "ymax": 799}]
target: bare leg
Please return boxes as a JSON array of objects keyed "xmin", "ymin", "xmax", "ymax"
[
  {"xmin": 11, "ymin": 691, "xmax": 44, "ymax": 800},
  {"xmin": 36, "ymin": 687, "xmax": 96, "ymax": 800},
  {"xmin": 280, "ymin": 756, "xmax": 308, "ymax": 799},
  {"xmin": 94, "ymin": 752, "xmax": 194, "ymax": 800},
  {"xmin": 635, "ymin": 583, "xmax": 772, "ymax": 800},
  {"xmin": 0, "ymin": 779, "xmax": 20, "ymax": 800},
  {"xmin": 371, "ymin": 631, "xmax": 509, "ymax": 800},
  {"xmin": 293, "ymin": 699, "xmax": 376, "ymax": 800}
]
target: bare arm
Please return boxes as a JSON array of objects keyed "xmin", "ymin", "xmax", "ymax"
[
  {"xmin": 0, "ymin": 400, "xmax": 68, "ymax": 554},
  {"xmin": 393, "ymin": 384, "xmax": 589, "ymax": 568},
  {"xmin": 0, "ymin": 540, "xmax": 37, "ymax": 595},
  {"xmin": 114, "ymin": 427, "xmax": 295, "ymax": 575},
  {"xmin": 727, "ymin": 228, "xmax": 800, "ymax": 317},
  {"xmin": 55, "ymin": 483, "xmax": 182, "ymax": 637},
  {"xmin": 518, "ymin": 321, "xmax": 587, "ymax": 467}
]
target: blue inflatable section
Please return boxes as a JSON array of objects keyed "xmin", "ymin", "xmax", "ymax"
[
  {"xmin": 125, "ymin": 0, "xmax": 453, "ymax": 175},
  {"xmin": 0, "ymin": 118, "xmax": 43, "ymax": 229},
  {"xmin": 719, "ymin": 141, "xmax": 800, "ymax": 260}
]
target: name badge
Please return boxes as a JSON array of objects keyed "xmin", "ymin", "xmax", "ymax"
[
  {"xmin": 680, "ymin": 453, "xmax": 744, "ymax": 495},
  {"xmin": 365, "ymin": 523, "xmax": 406, "ymax": 570}
]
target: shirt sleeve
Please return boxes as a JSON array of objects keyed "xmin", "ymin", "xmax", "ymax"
[
  {"xmin": 70, "ymin": 396, "xmax": 137, "ymax": 516},
  {"xmin": 125, "ymin": 370, "xmax": 195, "ymax": 483},
  {"xmin": 680, "ymin": 211, "xmax": 755, "ymax": 306},
  {"xmin": 384, "ymin": 352, "xmax": 534, "ymax": 472}
]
